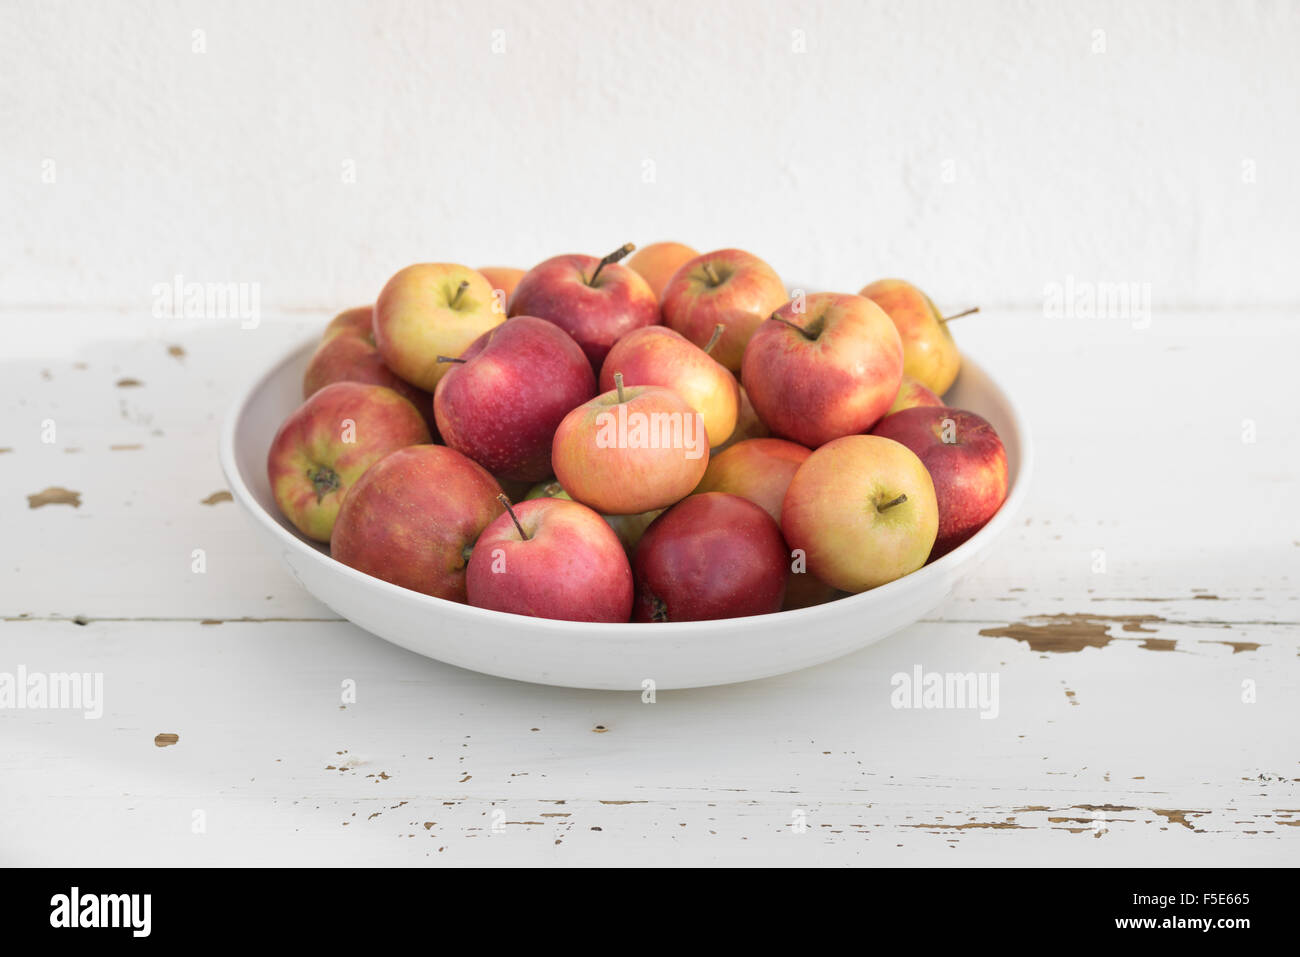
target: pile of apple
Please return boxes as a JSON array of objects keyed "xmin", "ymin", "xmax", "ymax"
[{"xmin": 268, "ymin": 243, "xmax": 1008, "ymax": 623}]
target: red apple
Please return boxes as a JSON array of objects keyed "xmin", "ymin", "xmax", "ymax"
[
  {"xmin": 599, "ymin": 324, "xmax": 739, "ymax": 448},
  {"xmin": 302, "ymin": 306, "xmax": 438, "ymax": 435},
  {"xmin": 781, "ymin": 435, "xmax": 938, "ymax": 592},
  {"xmin": 467, "ymin": 496, "xmax": 633, "ymax": 622},
  {"xmin": 887, "ymin": 374, "xmax": 943, "ymax": 416},
  {"xmin": 632, "ymin": 492, "xmax": 788, "ymax": 622},
  {"xmin": 509, "ymin": 244, "xmax": 659, "ymax": 370},
  {"xmin": 434, "ymin": 316, "xmax": 596, "ymax": 481},
  {"xmin": 552, "ymin": 376, "xmax": 709, "ymax": 515},
  {"xmin": 331, "ymin": 445, "xmax": 504, "ymax": 601},
  {"xmin": 741, "ymin": 292, "xmax": 902, "ymax": 448},
  {"xmin": 267, "ymin": 382, "xmax": 431, "ymax": 542},
  {"xmin": 374, "ymin": 263, "xmax": 503, "ymax": 392},
  {"xmin": 660, "ymin": 248, "xmax": 787, "ymax": 373},
  {"xmin": 626, "ymin": 241, "xmax": 698, "ymax": 301},
  {"xmin": 871, "ymin": 406, "xmax": 1008, "ymax": 559}
]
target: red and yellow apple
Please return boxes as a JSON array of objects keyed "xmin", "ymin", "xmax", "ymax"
[
  {"xmin": 477, "ymin": 266, "xmax": 526, "ymax": 313},
  {"xmin": 660, "ymin": 248, "xmax": 787, "ymax": 373},
  {"xmin": 887, "ymin": 374, "xmax": 943, "ymax": 416},
  {"xmin": 525, "ymin": 480, "xmax": 664, "ymax": 552},
  {"xmin": 871, "ymin": 406, "xmax": 1008, "ymax": 560},
  {"xmin": 434, "ymin": 316, "xmax": 596, "ymax": 481},
  {"xmin": 859, "ymin": 279, "xmax": 963, "ymax": 396},
  {"xmin": 711, "ymin": 385, "xmax": 769, "ymax": 453},
  {"xmin": 331, "ymin": 444, "xmax": 504, "ymax": 601},
  {"xmin": 599, "ymin": 324, "xmax": 739, "ymax": 448},
  {"xmin": 467, "ymin": 496, "xmax": 633, "ymax": 622},
  {"xmin": 741, "ymin": 292, "xmax": 902, "ymax": 448},
  {"xmin": 509, "ymin": 244, "xmax": 659, "ymax": 370},
  {"xmin": 781, "ymin": 434, "xmax": 938, "ymax": 592},
  {"xmin": 626, "ymin": 241, "xmax": 698, "ymax": 301},
  {"xmin": 373, "ymin": 263, "xmax": 502, "ymax": 392},
  {"xmin": 267, "ymin": 382, "xmax": 431, "ymax": 542}
]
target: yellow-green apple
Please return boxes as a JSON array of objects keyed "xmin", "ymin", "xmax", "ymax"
[
  {"xmin": 887, "ymin": 374, "xmax": 943, "ymax": 416},
  {"xmin": 509, "ymin": 244, "xmax": 659, "ymax": 370},
  {"xmin": 477, "ymin": 266, "xmax": 526, "ymax": 313},
  {"xmin": 626, "ymin": 241, "xmax": 698, "ymax": 301},
  {"xmin": 551, "ymin": 375, "xmax": 709, "ymax": 515},
  {"xmin": 434, "ymin": 316, "xmax": 596, "ymax": 481},
  {"xmin": 660, "ymin": 248, "xmax": 787, "ymax": 373},
  {"xmin": 525, "ymin": 480, "xmax": 663, "ymax": 552},
  {"xmin": 373, "ymin": 263, "xmax": 502, "ymax": 392},
  {"xmin": 781, "ymin": 435, "xmax": 938, "ymax": 592},
  {"xmin": 691, "ymin": 438, "xmax": 840, "ymax": 610},
  {"xmin": 599, "ymin": 324, "xmax": 738, "ymax": 448},
  {"xmin": 741, "ymin": 292, "xmax": 902, "ymax": 448},
  {"xmin": 632, "ymin": 492, "xmax": 787, "ymax": 621},
  {"xmin": 859, "ymin": 279, "xmax": 973, "ymax": 396},
  {"xmin": 331, "ymin": 445, "xmax": 504, "ymax": 601},
  {"xmin": 711, "ymin": 385, "xmax": 769, "ymax": 453},
  {"xmin": 267, "ymin": 382, "xmax": 431, "ymax": 542},
  {"xmin": 871, "ymin": 406, "xmax": 1008, "ymax": 560},
  {"xmin": 302, "ymin": 306, "xmax": 438, "ymax": 436},
  {"xmin": 467, "ymin": 495, "xmax": 633, "ymax": 622}
]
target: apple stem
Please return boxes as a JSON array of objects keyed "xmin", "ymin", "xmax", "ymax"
[
  {"xmin": 702, "ymin": 323, "xmax": 725, "ymax": 355},
  {"xmin": 588, "ymin": 243, "xmax": 636, "ymax": 286},
  {"xmin": 769, "ymin": 314, "xmax": 815, "ymax": 340},
  {"xmin": 449, "ymin": 279, "xmax": 470, "ymax": 308},
  {"xmin": 436, "ymin": 355, "xmax": 467, "ymax": 364},
  {"xmin": 877, "ymin": 493, "xmax": 908, "ymax": 513},
  {"xmin": 941, "ymin": 306, "xmax": 979, "ymax": 323},
  {"xmin": 497, "ymin": 494, "xmax": 530, "ymax": 541},
  {"xmin": 614, "ymin": 371, "xmax": 627, "ymax": 404},
  {"xmin": 701, "ymin": 262, "xmax": 721, "ymax": 286}
]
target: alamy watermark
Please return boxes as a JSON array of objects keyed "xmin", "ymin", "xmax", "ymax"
[
  {"xmin": 891, "ymin": 665, "xmax": 999, "ymax": 719},
  {"xmin": 0, "ymin": 666, "xmax": 103, "ymax": 719},
  {"xmin": 151, "ymin": 273, "xmax": 261, "ymax": 328},
  {"xmin": 594, "ymin": 404, "xmax": 707, "ymax": 460},
  {"xmin": 1043, "ymin": 275, "xmax": 1151, "ymax": 328}
]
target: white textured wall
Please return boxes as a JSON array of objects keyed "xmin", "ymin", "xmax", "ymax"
[{"xmin": 3, "ymin": 0, "xmax": 1297, "ymax": 316}]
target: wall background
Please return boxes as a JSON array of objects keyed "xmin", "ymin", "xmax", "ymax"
[{"xmin": 3, "ymin": 0, "xmax": 1297, "ymax": 320}]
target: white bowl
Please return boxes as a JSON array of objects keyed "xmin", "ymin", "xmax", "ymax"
[{"xmin": 220, "ymin": 335, "xmax": 1032, "ymax": 690}]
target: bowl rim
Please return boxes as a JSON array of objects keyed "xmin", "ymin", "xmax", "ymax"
[{"xmin": 219, "ymin": 332, "xmax": 1034, "ymax": 638}]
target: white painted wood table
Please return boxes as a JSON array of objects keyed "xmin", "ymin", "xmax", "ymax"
[{"xmin": 2, "ymin": 309, "xmax": 1297, "ymax": 866}]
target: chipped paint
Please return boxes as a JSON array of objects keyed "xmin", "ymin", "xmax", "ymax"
[
  {"xmin": 200, "ymin": 490, "xmax": 233, "ymax": 505},
  {"xmin": 27, "ymin": 487, "xmax": 81, "ymax": 509},
  {"xmin": 979, "ymin": 614, "xmax": 1165, "ymax": 653},
  {"xmin": 115, "ymin": 377, "xmax": 143, "ymax": 387},
  {"xmin": 154, "ymin": 733, "xmax": 179, "ymax": 748}
]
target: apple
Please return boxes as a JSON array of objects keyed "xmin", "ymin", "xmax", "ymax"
[
  {"xmin": 711, "ymin": 385, "xmax": 769, "ymax": 453},
  {"xmin": 331, "ymin": 445, "xmax": 504, "ymax": 601},
  {"xmin": 477, "ymin": 266, "xmax": 526, "ymax": 313},
  {"xmin": 660, "ymin": 248, "xmax": 787, "ymax": 373},
  {"xmin": 373, "ymin": 263, "xmax": 502, "ymax": 392},
  {"xmin": 871, "ymin": 406, "xmax": 1008, "ymax": 559},
  {"xmin": 302, "ymin": 306, "xmax": 438, "ymax": 435},
  {"xmin": 859, "ymin": 279, "xmax": 974, "ymax": 396},
  {"xmin": 525, "ymin": 480, "xmax": 664, "ymax": 552},
  {"xmin": 599, "ymin": 324, "xmax": 738, "ymax": 448},
  {"xmin": 632, "ymin": 492, "xmax": 787, "ymax": 622},
  {"xmin": 267, "ymin": 382, "xmax": 431, "ymax": 542},
  {"xmin": 551, "ymin": 374, "xmax": 709, "ymax": 515},
  {"xmin": 741, "ymin": 292, "xmax": 902, "ymax": 448},
  {"xmin": 887, "ymin": 374, "xmax": 943, "ymax": 416},
  {"xmin": 509, "ymin": 244, "xmax": 659, "ymax": 370},
  {"xmin": 781, "ymin": 434, "xmax": 938, "ymax": 592},
  {"xmin": 434, "ymin": 316, "xmax": 596, "ymax": 481},
  {"xmin": 467, "ymin": 496, "xmax": 633, "ymax": 622},
  {"xmin": 626, "ymin": 241, "xmax": 698, "ymax": 301}
]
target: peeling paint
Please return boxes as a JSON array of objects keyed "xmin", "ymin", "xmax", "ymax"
[
  {"xmin": 27, "ymin": 487, "xmax": 81, "ymax": 509},
  {"xmin": 979, "ymin": 614, "xmax": 1165, "ymax": 653}
]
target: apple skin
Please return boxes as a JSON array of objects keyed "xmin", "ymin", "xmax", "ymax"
[
  {"xmin": 373, "ymin": 263, "xmax": 502, "ymax": 392},
  {"xmin": 525, "ymin": 480, "xmax": 664, "ymax": 553},
  {"xmin": 871, "ymin": 406, "xmax": 1008, "ymax": 560},
  {"xmin": 626, "ymin": 241, "xmax": 699, "ymax": 301},
  {"xmin": 632, "ymin": 492, "xmax": 788, "ymax": 622},
  {"xmin": 467, "ymin": 497, "xmax": 633, "ymax": 622},
  {"xmin": 552, "ymin": 384, "xmax": 709, "ymax": 515},
  {"xmin": 331, "ymin": 445, "xmax": 504, "ymax": 601},
  {"xmin": 887, "ymin": 374, "xmax": 943, "ymax": 416},
  {"xmin": 509, "ymin": 252, "xmax": 659, "ymax": 371},
  {"xmin": 477, "ymin": 266, "xmax": 526, "ymax": 312},
  {"xmin": 599, "ymin": 325, "xmax": 739, "ymax": 448},
  {"xmin": 741, "ymin": 292, "xmax": 903, "ymax": 448},
  {"xmin": 711, "ymin": 385, "xmax": 770, "ymax": 453},
  {"xmin": 267, "ymin": 382, "xmax": 431, "ymax": 542},
  {"xmin": 859, "ymin": 279, "xmax": 960, "ymax": 396},
  {"xmin": 781, "ymin": 434, "xmax": 938, "ymax": 592},
  {"xmin": 302, "ymin": 306, "xmax": 438, "ymax": 436},
  {"xmin": 434, "ymin": 316, "xmax": 596, "ymax": 482},
  {"xmin": 660, "ymin": 248, "xmax": 787, "ymax": 373}
]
